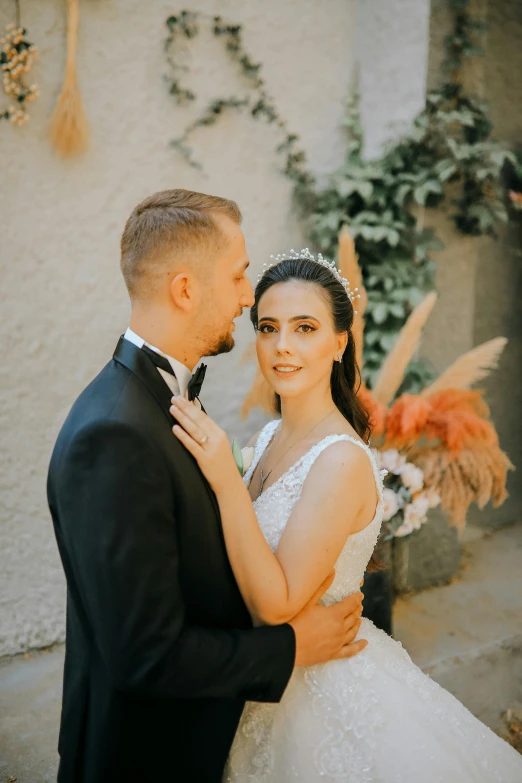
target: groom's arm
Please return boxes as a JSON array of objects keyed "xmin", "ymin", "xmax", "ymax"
[{"xmin": 51, "ymin": 419, "xmax": 295, "ymax": 702}]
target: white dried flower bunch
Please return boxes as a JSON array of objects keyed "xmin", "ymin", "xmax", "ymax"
[
  {"xmin": 258, "ymin": 248, "xmax": 361, "ymax": 312},
  {"xmin": 1, "ymin": 23, "xmax": 40, "ymax": 127},
  {"xmin": 377, "ymin": 449, "xmax": 441, "ymax": 538}
]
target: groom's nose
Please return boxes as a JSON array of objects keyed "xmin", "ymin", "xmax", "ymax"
[{"xmin": 240, "ymin": 278, "xmax": 255, "ymax": 308}]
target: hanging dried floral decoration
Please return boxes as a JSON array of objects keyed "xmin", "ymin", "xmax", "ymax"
[
  {"xmin": 49, "ymin": 0, "xmax": 89, "ymax": 156},
  {"xmin": 1, "ymin": 22, "xmax": 39, "ymax": 126}
]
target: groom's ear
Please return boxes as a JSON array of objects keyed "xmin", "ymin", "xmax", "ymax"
[{"xmin": 170, "ymin": 271, "xmax": 198, "ymax": 312}]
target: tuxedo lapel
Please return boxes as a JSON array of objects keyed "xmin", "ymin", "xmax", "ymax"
[
  {"xmin": 112, "ymin": 336, "xmax": 219, "ymax": 516},
  {"xmin": 113, "ymin": 336, "xmax": 174, "ymax": 426}
]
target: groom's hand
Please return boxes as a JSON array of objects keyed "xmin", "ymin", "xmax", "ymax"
[{"xmin": 289, "ymin": 572, "xmax": 367, "ymax": 667}]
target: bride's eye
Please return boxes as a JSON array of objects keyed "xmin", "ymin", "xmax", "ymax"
[
  {"xmin": 258, "ymin": 323, "xmax": 277, "ymax": 334},
  {"xmin": 297, "ymin": 323, "xmax": 315, "ymax": 333}
]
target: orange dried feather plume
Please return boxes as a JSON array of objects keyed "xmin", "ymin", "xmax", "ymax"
[
  {"xmin": 428, "ymin": 388, "xmax": 490, "ymax": 417},
  {"xmin": 384, "ymin": 388, "xmax": 499, "ymax": 454},
  {"xmin": 384, "ymin": 394, "xmax": 433, "ymax": 449},
  {"xmin": 425, "ymin": 390, "xmax": 496, "ymax": 454}
]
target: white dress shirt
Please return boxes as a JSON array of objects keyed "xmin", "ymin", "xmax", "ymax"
[{"xmin": 123, "ymin": 328, "xmax": 194, "ymax": 399}]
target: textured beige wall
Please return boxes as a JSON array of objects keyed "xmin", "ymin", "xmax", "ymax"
[
  {"xmin": 1, "ymin": 0, "xmax": 431, "ymax": 655},
  {"xmin": 0, "ymin": 0, "xmax": 357, "ymax": 656}
]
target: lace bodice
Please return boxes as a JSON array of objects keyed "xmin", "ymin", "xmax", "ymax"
[{"xmin": 243, "ymin": 420, "xmax": 386, "ymax": 603}]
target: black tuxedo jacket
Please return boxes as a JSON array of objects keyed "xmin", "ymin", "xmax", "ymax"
[{"xmin": 47, "ymin": 337, "xmax": 295, "ymax": 783}]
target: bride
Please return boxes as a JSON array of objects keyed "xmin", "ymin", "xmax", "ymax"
[{"xmin": 171, "ymin": 250, "xmax": 522, "ymax": 782}]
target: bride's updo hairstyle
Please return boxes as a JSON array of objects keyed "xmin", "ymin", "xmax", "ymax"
[{"xmin": 251, "ymin": 256, "xmax": 371, "ymax": 443}]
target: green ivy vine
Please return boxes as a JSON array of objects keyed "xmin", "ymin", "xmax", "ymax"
[
  {"xmin": 164, "ymin": 11, "xmax": 314, "ymax": 202},
  {"xmin": 164, "ymin": 0, "xmax": 515, "ymax": 395}
]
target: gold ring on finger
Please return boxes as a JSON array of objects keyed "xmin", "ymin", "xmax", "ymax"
[{"xmin": 199, "ymin": 435, "xmax": 209, "ymax": 445}]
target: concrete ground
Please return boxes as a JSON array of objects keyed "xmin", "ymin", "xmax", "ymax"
[
  {"xmin": 0, "ymin": 646, "xmax": 62, "ymax": 782},
  {"xmin": 394, "ymin": 522, "xmax": 522, "ymax": 733},
  {"xmin": 1, "ymin": 523, "xmax": 521, "ymax": 782}
]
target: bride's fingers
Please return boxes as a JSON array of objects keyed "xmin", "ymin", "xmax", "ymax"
[
  {"xmin": 336, "ymin": 638, "xmax": 368, "ymax": 660},
  {"xmin": 172, "ymin": 398, "xmax": 227, "ymax": 446},
  {"xmin": 172, "ymin": 424, "xmax": 205, "ymax": 457},
  {"xmin": 336, "ymin": 591, "xmax": 363, "ymax": 619},
  {"xmin": 170, "ymin": 404, "xmax": 208, "ymax": 444},
  {"xmin": 171, "ymin": 396, "xmax": 213, "ymax": 428},
  {"xmin": 343, "ymin": 607, "xmax": 363, "ymax": 634},
  {"xmin": 343, "ymin": 617, "xmax": 363, "ymax": 644}
]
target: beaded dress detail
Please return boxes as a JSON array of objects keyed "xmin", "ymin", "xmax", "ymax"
[{"xmin": 224, "ymin": 421, "xmax": 522, "ymax": 782}]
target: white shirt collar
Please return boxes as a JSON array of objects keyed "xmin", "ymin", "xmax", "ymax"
[{"xmin": 123, "ymin": 328, "xmax": 193, "ymax": 399}]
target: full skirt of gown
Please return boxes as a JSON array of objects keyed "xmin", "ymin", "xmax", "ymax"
[{"xmin": 224, "ymin": 618, "xmax": 522, "ymax": 782}]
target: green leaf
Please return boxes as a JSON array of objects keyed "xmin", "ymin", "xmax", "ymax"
[
  {"xmin": 380, "ymin": 332, "xmax": 399, "ymax": 352},
  {"xmin": 413, "ymin": 179, "xmax": 443, "ymax": 205},
  {"xmin": 354, "ymin": 181, "xmax": 374, "ymax": 200},
  {"xmin": 389, "ymin": 303, "xmax": 405, "ymax": 318},
  {"xmin": 231, "ymin": 439, "xmax": 244, "ymax": 476},
  {"xmin": 434, "ymin": 160, "xmax": 457, "ymax": 182},
  {"xmin": 372, "ymin": 303, "xmax": 388, "ymax": 324},
  {"xmin": 395, "ymin": 183, "xmax": 411, "ymax": 206}
]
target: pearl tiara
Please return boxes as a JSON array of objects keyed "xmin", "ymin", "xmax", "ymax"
[{"xmin": 258, "ymin": 248, "xmax": 360, "ymax": 311}]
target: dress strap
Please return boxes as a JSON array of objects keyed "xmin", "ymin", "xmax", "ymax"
[{"xmin": 295, "ymin": 434, "xmax": 386, "ymax": 503}]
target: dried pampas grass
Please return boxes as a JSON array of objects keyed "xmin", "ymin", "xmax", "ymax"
[
  {"xmin": 49, "ymin": 0, "xmax": 88, "ymax": 156},
  {"xmin": 372, "ymin": 292, "xmax": 438, "ymax": 406},
  {"xmin": 338, "ymin": 225, "xmax": 366, "ymax": 368},
  {"xmin": 410, "ymin": 443, "xmax": 514, "ymax": 530},
  {"xmin": 422, "ymin": 337, "xmax": 507, "ymax": 396}
]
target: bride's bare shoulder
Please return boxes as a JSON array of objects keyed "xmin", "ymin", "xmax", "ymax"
[{"xmin": 321, "ymin": 414, "xmax": 368, "ymax": 447}]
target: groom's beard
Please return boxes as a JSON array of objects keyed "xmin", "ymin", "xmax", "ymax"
[
  {"xmin": 205, "ymin": 331, "xmax": 235, "ymax": 357},
  {"xmin": 204, "ymin": 309, "xmax": 242, "ymax": 356}
]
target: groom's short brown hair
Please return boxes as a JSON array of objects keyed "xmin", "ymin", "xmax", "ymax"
[{"xmin": 120, "ymin": 188, "xmax": 242, "ymax": 299}]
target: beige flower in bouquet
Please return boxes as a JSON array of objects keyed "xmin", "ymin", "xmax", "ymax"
[{"xmin": 232, "ymin": 440, "xmax": 255, "ymax": 477}]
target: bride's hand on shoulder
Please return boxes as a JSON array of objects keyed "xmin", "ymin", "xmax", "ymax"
[{"xmin": 170, "ymin": 396, "xmax": 241, "ymax": 493}]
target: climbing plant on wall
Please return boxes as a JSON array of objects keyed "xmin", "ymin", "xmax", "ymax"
[
  {"xmin": 164, "ymin": 0, "xmax": 515, "ymax": 394},
  {"xmin": 164, "ymin": 11, "xmax": 314, "ymax": 202},
  {"xmin": 303, "ymin": 0, "xmax": 515, "ymax": 390}
]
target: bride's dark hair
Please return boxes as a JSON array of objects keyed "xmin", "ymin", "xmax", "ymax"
[{"xmin": 250, "ymin": 257, "xmax": 371, "ymax": 443}]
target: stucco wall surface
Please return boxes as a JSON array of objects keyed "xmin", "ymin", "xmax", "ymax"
[
  {"xmin": 355, "ymin": 0, "xmax": 431, "ymax": 159},
  {"xmin": 0, "ymin": 0, "xmax": 431, "ymax": 655},
  {"xmin": 1, "ymin": 0, "xmax": 358, "ymax": 656}
]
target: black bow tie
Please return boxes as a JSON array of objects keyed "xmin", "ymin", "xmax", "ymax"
[{"xmin": 141, "ymin": 345, "xmax": 207, "ymax": 402}]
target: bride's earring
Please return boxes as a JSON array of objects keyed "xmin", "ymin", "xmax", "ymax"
[{"xmin": 337, "ymin": 353, "xmax": 343, "ymax": 363}]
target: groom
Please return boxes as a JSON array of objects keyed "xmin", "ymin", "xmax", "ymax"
[{"xmin": 47, "ymin": 189, "xmax": 366, "ymax": 783}]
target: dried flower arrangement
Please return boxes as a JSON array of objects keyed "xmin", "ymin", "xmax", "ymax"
[
  {"xmin": 242, "ymin": 227, "xmax": 513, "ymax": 535},
  {"xmin": 1, "ymin": 23, "xmax": 39, "ymax": 126},
  {"xmin": 376, "ymin": 450, "xmax": 441, "ymax": 539},
  {"xmin": 49, "ymin": 0, "xmax": 89, "ymax": 156}
]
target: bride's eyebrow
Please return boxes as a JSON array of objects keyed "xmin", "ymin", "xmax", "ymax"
[
  {"xmin": 258, "ymin": 315, "xmax": 321, "ymax": 324},
  {"xmin": 289, "ymin": 315, "xmax": 320, "ymax": 323}
]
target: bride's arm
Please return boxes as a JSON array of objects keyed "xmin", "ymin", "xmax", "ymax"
[{"xmin": 171, "ymin": 398, "xmax": 374, "ymax": 626}]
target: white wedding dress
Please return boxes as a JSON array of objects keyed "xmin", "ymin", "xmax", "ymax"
[{"xmin": 224, "ymin": 420, "xmax": 522, "ymax": 782}]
